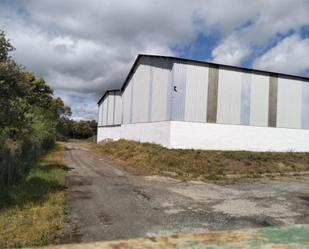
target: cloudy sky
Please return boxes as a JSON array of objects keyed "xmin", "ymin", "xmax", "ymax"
[{"xmin": 1, "ymin": 0, "xmax": 309, "ymax": 120}]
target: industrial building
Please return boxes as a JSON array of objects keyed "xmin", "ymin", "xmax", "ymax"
[{"xmin": 97, "ymin": 54, "xmax": 309, "ymax": 152}]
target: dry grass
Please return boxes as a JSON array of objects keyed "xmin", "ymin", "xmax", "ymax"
[
  {"xmin": 86, "ymin": 140, "xmax": 309, "ymax": 181},
  {"xmin": 0, "ymin": 143, "xmax": 68, "ymax": 248}
]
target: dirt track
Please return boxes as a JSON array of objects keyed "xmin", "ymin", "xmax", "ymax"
[{"xmin": 62, "ymin": 143, "xmax": 309, "ymax": 243}]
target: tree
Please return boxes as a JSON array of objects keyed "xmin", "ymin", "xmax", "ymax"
[
  {"xmin": 0, "ymin": 30, "xmax": 71, "ymax": 184},
  {"xmin": 0, "ymin": 30, "xmax": 14, "ymax": 62}
]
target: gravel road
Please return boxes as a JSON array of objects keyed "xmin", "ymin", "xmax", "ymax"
[{"xmin": 62, "ymin": 143, "xmax": 309, "ymax": 243}]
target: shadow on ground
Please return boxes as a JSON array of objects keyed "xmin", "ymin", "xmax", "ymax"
[{"xmin": 0, "ymin": 163, "xmax": 70, "ymax": 211}]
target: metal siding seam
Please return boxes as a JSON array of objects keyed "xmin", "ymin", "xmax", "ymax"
[
  {"xmin": 207, "ymin": 65, "xmax": 219, "ymax": 123},
  {"xmin": 130, "ymin": 77, "xmax": 134, "ymax": 124},
  {"xmin": 148, "ymin": 59, "xmax": 153, "ymax": 122},
  {"xmin": 268, "ymin": 74, "xmax": 278, "ymax": 127},
  {"xmin": 240, "ymin": 72, "xmax": 252, "ymax": 125},
  {"xmin": 301, "ymin": 81, "xmax": 309, "ymax": 129}
]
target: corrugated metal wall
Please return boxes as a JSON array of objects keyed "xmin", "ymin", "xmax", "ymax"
[
  {"xmin": 277, "ymin": 78, "xmax": 302, "ymax": 129},
  {"xmin": 122, "ymin": 78, "xmax": 132, "ymax": 124},
  {"xmin": 121, "ymin": 57, "xmax": 172, "ymax": 124},
  {"xmin": 250, "ymin": 73, "xmax": 269, "ymax": 127},
  {"xmin": 184, "ymin": 63, "xmax": 209, "ymax": 122},
  {"xmin": 301, "ymin": 82, "xmax": 309, "ymax": 129},
  {"xmin": 171, "ymin": 61, "xmax": 187, "ymax": 121},
  {"xmin": 102, "ymin": 98, "xmax": 108, "ymax": 126},
  {"xmin": 217, "ymin": 68, "xmax": 242, "ymax": 125},
  {"xmin": 114, "ymin": 92, "xmax": 122, "ymax": 124},
  {"xmin": 150, "ymin": 58, "xmax": 172, "ymax": 121},
  {"xmin": 98, "ymin": 103, "xmax": 103, "ymax": 126},
  {"xmin": 98, "ymin": 90, "xmax": 122, "ymax": 126},
  {"xmin": 100, "ymin": 56, "xmax": 309, "ymax": 131},
  {"xmin": 132, "ymin": 58, "xmax": 151, "ymax": 123}
]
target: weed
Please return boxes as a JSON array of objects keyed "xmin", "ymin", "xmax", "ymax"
[{"xmin": 85, "ymin": 140, "xmax": 309, "ymax": 182}]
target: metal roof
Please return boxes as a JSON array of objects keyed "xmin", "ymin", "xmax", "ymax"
[{"xmin": 98, "ymin": 54, "xmax": 309, "ymax": 105}]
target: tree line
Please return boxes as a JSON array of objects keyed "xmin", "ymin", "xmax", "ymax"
[
  {"xmin": 0, "ymin": 30, "xmax": 96, "ymax": 185},
  {"xmin": 57, "ymin": 118, "xmax": 97, "ymax": 140}
]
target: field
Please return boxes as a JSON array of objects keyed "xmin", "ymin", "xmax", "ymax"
[
  {"xmin": 86, "ymin": 139, "xmax": 309, "ymax": 181},
  {"xmin": 0, "ymin": 143, "xmax": 68, "ymax": 248}
]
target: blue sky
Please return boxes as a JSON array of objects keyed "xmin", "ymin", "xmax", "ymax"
[{"xmin": 1, "ymin": 0, "xmax": 309, "ymax": 120}]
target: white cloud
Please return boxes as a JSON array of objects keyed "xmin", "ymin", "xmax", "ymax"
[
  {"xmin": 211, "ymin": 35, "xmax": 250, "ymax": 65},
  {"xmin": 253, "ymin": 34, "xmax": 309, "ymax": 75},
  {"xmin": 209, "ymin": 0, "xmax": 309, "ymax": 64}
]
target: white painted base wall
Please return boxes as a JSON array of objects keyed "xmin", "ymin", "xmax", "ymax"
[
  {"xmin": 97, "ymin": 122, "xmax": 171, "ymax": 147},
  {"xmin": 97, "ymin": 121, "xmax": 309, "ymax": 152}
]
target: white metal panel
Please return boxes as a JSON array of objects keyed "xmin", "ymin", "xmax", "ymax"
[
  {"xmin": 184, "ymin": 63, "xmax": 209, "ymax": 122},
  {"xmin": 217, "ymin": 68, "xmax": 242, "ymax": 125},
  {"xmin": 102, "ymin": 97, "xmax": 108, "ymax": 126},
  {"xmin": 114, "ymin": 93, "xmax": 122, "ymax": 125},
  {"xmin": 151, "ymin": 59, "xmax": 171, "ymax": 122},
  {"xmin": 122, "ymin": 79, "xmax": 132, "ymax": 124},
  {"xmin": 301, "ymin": 81, "xmax": 309, "ymax": 129},
  {"xmin": 277, "ymin": 78, "xmax": 302, "ymax": 129},
  {"xmin": 107, "ymin": 94, "xmax": 115, "ymax": 125},
  {"xmin": 250, "ymin": 73, "xmax": 269, "ymax": 127},
  {"xmin": 132, "ymin": 61, "xmax": 151, "ymax": 123},
  {"xmin": 240, "ymin": 72, "xmax": 251, "ymax": 125},
  {"xmin": 98, "ymin": 103, "xmax": 103, "ymax": 126}
]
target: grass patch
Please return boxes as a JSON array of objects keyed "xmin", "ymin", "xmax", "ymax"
[
  {"xmin": 86, "ymin": 140, "xmax": 309, "ymax": 181},
  {"xmin": 0, "ymin": 143, "xmax": 68, "ymax": 248}
]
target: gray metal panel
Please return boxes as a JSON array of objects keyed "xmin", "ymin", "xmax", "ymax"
[
  {"xmin": 207, "ymin": 65, "xmax": 219, "ymax": 123},
  {"xmin": 150, "ymin": 58, "xmax": 172, "ymax": 122},
  {"xmin": 122, "ymin": 77, "xmax": 132, "ymax": 124},
  {"xmin": 240, "ymin": 72, "xmax": 251, "ymax": 125},
  {"xmin": 171, "ymin": 61, "xmax": 187, "ymax": 121},
  {"xmin": 167, "ymin": 62, "xmax": 173, "ymax": 121},
  {"xmin": 148, "ymin": 62, "xmax": 154, "ymax": 122},
  {"xmin": 268, "ymin": 75, "xmax": 278, "ymax": 127},
  {"xmin": 131, "ymin": 59, "xmax": 151, "ymax": 123},
  {"xmin": 130, "ymin": 77, "xmax": 134, "ymax": 123},
  {"xmin": 302, "ymin": 82, "xmax": 309, "ymax": 129},
  {"xmin": 184, "ymin": 63, "xmax": 209, "ymax": 122}
]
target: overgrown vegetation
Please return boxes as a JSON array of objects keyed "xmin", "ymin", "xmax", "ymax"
[
  {"xmin": 57, "ymin": 118, "xmax": 97, "ymax": 140},
  {"xmin": 89, "ymin": 140, "xmax": 309, "ymax": 180},
  {"xmin": 0, "ymin": 30, "xmax": 71, "ymax": 185},
  {"xmin": 0, "ymin": 143, "xmax": 68, "ymax": 248}
]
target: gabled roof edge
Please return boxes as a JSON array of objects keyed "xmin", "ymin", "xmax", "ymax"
[{"xmin": 97, "ymin": 89, "xmax": 121, "ymax": 105}]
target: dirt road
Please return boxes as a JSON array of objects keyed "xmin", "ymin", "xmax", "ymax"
[{"xmin": 62, "ymin": 143, "xmax": 309, "ymax": 243}]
